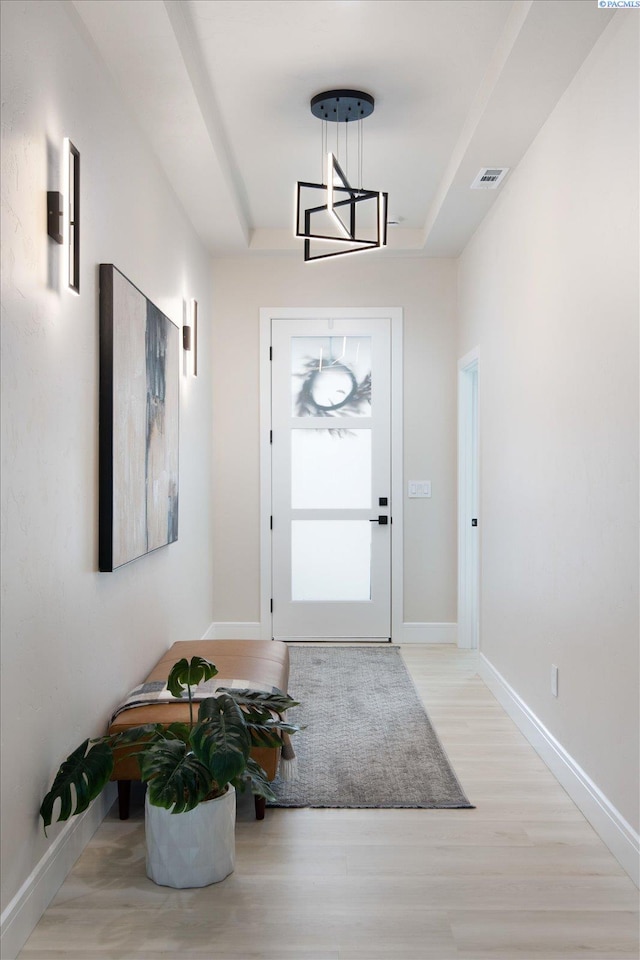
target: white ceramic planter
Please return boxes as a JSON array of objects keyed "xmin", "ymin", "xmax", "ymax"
[{"xmin": 145, "ymin": 786, "xmax": 236, "ymax": 888}]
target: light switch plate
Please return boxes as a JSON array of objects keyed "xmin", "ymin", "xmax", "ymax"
[{"xmin": 408, "ymin": 480, "xmax": 431, "ymax": 498}]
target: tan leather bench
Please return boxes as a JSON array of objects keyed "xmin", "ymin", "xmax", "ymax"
[{"xmin": 108, "ymin": 639, "xmax": 290, "ymax": 820}]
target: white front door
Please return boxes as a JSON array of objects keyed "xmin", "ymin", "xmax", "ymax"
[{"xmin": 271, "ymin": 317, "xmax": 392, "ymax": 641}]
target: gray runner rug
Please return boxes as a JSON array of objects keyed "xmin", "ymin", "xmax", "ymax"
[{"xmin": 268, "ymin": 645, "xmax": 473, "ymax": 809}]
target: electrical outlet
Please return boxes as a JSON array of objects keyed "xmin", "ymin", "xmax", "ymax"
[{"xmin": 551, "ymin": 664, "xmax": 559, "ymax": 697}]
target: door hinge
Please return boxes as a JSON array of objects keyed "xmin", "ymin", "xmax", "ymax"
[
  {"xmin": 270, "ymin": 430, "xmax": 273, "ymax": 444},
  {"xmin": 269, "ymin": 346, "xmax": 273, "ymax": 361},
  {"xmin": 270, "ymin": 515, "xmax": 273, "ymax": 530},
  {"xmin": 270, "ymin": 598, "xmax": 273, "ymax": 613},
  {"xmin": 471, "ymin": 518, "xmax": 478, "ymax": 527}
]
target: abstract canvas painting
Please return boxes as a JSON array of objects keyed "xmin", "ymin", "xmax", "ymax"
[{"xmin": 99, "ymin": 264, "xmax": 179, "ymax": 571}]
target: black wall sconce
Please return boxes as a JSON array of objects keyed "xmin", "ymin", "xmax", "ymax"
[
  {"xmin": 47, "ymin": 140, "xmax": 80, "ymax": 292},
  {"xmin": 67, "ymin": 141, "xmax": 80, "ymax": 294},
  {"xmin": 182, "ymin": 299, "xmax": 198, "ymax": 376}
]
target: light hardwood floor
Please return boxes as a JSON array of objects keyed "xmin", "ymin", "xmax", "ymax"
[{"xmin": 19, "ymin": 645, "xmax": 639, "ymax": 960}]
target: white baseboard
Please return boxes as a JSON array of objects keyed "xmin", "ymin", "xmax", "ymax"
[
  {"xmin": 398, "ymin": 622, "xmax": 458, "ymax": 644},
  {"xmin": 203, "ymin": 622, "xmax": 265, "ymax": 640},
  {"xmin": 0, "ymin": 784, "xmax": 117, "ymax": 960},
  {"xmin": 479, "ymin": 653, "xmax": 639, "ymax": 887}
]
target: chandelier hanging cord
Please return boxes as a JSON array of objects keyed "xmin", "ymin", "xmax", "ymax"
[{"xmin": 346, "ymin": 119, "xmax": 349, "ymax": 184}]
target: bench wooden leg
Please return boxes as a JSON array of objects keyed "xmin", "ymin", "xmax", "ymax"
[
  {"xmin": 117, "ymin": 780, "xmax": 131, "ymax": 820},
  {"xmin": 254, "ymin": 796, "xmax": 266, "ymax": 820}
]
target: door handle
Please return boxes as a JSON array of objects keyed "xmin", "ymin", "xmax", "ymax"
[{"xmin": 370, "ymin": 516, "xmax": 389, "ymax": 525}]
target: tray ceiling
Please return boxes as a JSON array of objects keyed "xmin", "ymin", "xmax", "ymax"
[{"xmin": 72, "ymin": 0, "xmax": 612, "ymax": 257}]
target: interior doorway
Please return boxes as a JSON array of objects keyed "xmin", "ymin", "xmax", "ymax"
[{"xmin": 458, "ymin": 349, "xmax": 480, "ymax": 649}]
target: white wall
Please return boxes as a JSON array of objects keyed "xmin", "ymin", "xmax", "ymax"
[
  {"xmin": 0, "ymin": 0, "xmax": 215, "ymax": 940},
  {"xmin": 210, "ymin": 256, "xmax": 458, "ymax": 628},
  {"xmin": 458, "ymin": 14, "xmax": 638, "ymax": 836}
]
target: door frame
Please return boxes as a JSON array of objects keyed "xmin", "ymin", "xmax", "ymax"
[
  {"xmin": 259, "ymin": 307, "xmax": 403, "ymax": 641},
  {"xmin": 457, "ymin": 347, "xmax": 480, "ymax": 649}
]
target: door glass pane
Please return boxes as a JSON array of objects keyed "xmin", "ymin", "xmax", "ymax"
[
  {"xmin": 291, "ymin": 337, "xmax": 371, "ymax": 417},
  {"xmin": 291, "ymin": 521, "xmax": 371, "ymax": 601},
  {"xmin": 291, "ymin": 429, "xmax": 371, "ymax": 509}
]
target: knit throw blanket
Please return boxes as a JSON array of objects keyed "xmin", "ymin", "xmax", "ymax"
[
  {"xmin": 110, "ymin": 678, "xmax": 296, "ymax": 772},
  {"xmin": 110, "ymin": 677, "xmax": 282, "ymax": 722}
]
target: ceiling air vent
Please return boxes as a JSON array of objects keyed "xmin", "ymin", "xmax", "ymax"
[{"xmin": 470, "ymin": 167, "xmax": 509, "ymax": 190}]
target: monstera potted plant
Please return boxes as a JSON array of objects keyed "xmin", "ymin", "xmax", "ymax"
[{"xmin": 40, "ymin": 657, "xmax": 299, "ymax": 888}]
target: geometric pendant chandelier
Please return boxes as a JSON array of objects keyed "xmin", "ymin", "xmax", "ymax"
[{"xmin": 295, "ymin": 89, "xmax": 388, "ymax": 262}]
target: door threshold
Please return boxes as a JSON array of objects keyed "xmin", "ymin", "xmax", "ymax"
[{"xmin": 278, "ymin": 637, "xmax": 393, "ymax": 644}]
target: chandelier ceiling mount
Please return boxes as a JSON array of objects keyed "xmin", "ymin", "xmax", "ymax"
[{"xmin": 309, "ymin": 89, "xmax": 375, "ymax": 123}]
